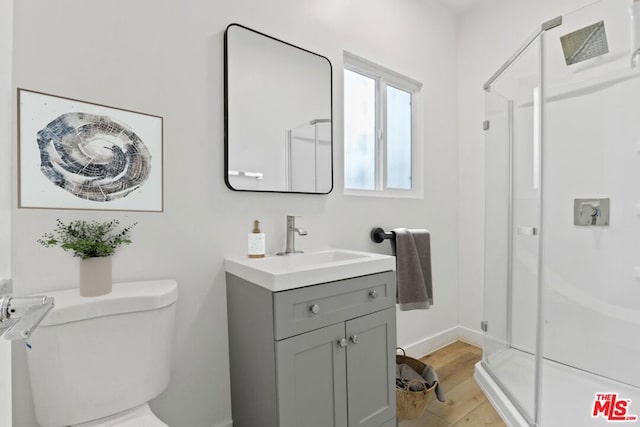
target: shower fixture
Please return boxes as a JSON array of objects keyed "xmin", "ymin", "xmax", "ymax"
[
  {"xmin": 574, "ymin": 198, "xmax": 610, "ymax": 226},
  {"xmin": 560, "ymin": 21, "xmax": 609, "ymax": 66}
]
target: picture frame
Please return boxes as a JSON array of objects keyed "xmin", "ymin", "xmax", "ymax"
[{"xmin": 18, "ymin": 88, "xmax": 163, "ymax": 212}]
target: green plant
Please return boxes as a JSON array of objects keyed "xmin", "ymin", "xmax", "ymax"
[{"xmin": 38, "ymin": 219, "xmax": 137, "ymax": 260}]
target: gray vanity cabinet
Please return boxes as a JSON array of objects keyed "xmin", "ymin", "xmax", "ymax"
[
  {"xmin": 345, "ymin": 308, "xmax": 396, "ymax": 427},
  {"xmin": 276, "ymin": 307, "xmax": 396, "ymax": 427},
  {"xmin": 227, "ymin": 271, "xmax": 397, "ymax": 427},
  {"xmin": 276, "ymin": 322, "xmax": 348, "ymax": 427}
]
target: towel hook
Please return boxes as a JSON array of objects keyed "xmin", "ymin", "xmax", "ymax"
[{"xmin": 371, "ymin": 227, "xmax": 394, "ymax": 243}]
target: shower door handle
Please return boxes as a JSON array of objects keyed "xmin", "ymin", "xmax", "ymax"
[{"xmin": 516, "ymin": 226, "xmax": 537, "ymax": 236}]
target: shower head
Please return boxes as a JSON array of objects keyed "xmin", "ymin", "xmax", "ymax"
[{"xmin": 560, "ymin": 21, "xmax": 609, "ymax": 66}]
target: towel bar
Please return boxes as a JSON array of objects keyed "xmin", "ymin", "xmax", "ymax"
[{"xmin": 371, "ymin": 227, "xmax": 394, "ymax": 243}]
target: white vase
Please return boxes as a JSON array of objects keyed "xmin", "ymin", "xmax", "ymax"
[{"xmin": 79, "ymin": 256, "xmax": 112, "ymax": 297}]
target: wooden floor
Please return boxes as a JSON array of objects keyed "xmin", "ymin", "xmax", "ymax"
[{"xmin": 399, "ymin": 341, "xmax": 505, "ymax": 427}]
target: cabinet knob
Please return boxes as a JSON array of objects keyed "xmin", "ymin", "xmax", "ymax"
[
  {"xmin": 337, "ymin": 338, "xmax": 347, "ymax": 348},
  {"xmin": 368, "ymin": 290, "xmax": 378, "ymax": 299},
  {"xmin": 309, "ymin": 304, "xmax": 320, "ymax": 315},
  {"xmin": 350, "ymin": 335, "xmax": 359, "ymax": 344}
]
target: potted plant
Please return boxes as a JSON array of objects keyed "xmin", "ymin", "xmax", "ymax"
[{"xmin": 38, "ymin": 219, "xmax": 137, "ymax": 297}]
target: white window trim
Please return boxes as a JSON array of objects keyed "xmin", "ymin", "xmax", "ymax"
[{"xmin": 343, "ymin": 51, "xmax": 424, "ymax": 199}]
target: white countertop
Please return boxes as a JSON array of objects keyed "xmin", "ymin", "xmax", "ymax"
[{"xmin": 225, "ymin": 248, "xmax": 396, "ymax": 292}]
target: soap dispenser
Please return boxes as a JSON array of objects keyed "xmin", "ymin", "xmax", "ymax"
[{"xmin": 248, "ymin": 220, "xmax": 265, "ymax": 258}]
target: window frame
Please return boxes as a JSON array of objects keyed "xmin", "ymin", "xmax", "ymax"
[{"xmin": 343, "ymin": 51, "xmax": 424, "ymax": 198}]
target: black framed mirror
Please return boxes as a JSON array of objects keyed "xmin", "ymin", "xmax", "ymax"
[{"xmin": 224, "ymin": 24, "xmax": 333, "ymax": 194}]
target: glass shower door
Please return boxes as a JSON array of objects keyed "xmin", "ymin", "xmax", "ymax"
[{"xmin": 483, "ymin": 36, "xmax": 543, "ymax": 424}]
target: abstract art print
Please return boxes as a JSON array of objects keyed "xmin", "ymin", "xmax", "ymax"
[{"xmin": 18, "ymin": 89, "xmax": 163, "ymax": 211}]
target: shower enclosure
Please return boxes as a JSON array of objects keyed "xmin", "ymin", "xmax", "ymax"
[{"xmin": 476, "ymin": 1, "xmax": 640, "ymax": 425}]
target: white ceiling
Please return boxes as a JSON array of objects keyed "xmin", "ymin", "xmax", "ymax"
[{"xmin": 437, "ymin": 0, "xmax": 486, "ymax": 14}]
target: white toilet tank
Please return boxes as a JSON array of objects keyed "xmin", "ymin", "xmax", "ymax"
[{"xmin": 25, "ymin": 280, "xmax": 178, "ymax": 427}]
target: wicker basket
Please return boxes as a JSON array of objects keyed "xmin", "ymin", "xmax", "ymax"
[{"xmin": 396, "ymin": 348, "xmax": 437, "ymax": 420}]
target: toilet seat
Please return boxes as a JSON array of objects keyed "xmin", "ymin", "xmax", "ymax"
[{"xmin": 72, "ymin": 404, "xmax": 168, "ymax": 427}]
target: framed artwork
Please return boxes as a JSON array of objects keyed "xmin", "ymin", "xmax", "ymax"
[{"xmin": 18, "ymin": 88, "xmax": 163, "ymax": 212}]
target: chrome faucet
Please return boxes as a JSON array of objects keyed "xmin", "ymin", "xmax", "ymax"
[{"xmin": 278, "ymin": 216, "xmax": 307, "ymax": 255}]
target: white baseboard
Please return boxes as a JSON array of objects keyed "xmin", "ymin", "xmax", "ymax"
[
  {"xmin": 457, "ymin": 325, "xmax": 483, "ymax": 347},
  {"xmin": 213, "ymin": 419, "xmax": 233, "ymax": 427},
  {"xmin": 400, "ymin": 326, "xmax": 483, "ymax": 358},
  {"xmin": 400, "ymin": 326, "xmax": 458, "ymax": 358}
]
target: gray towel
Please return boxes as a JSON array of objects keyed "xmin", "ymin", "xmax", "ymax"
[
  {"xmin": 391, "ymin": 228, "xmax": 433, "ymax": 311},
  {"xmin": 396, "ymin": 363, "xmax": 427, "ymax": 391},
  {"xmin": 395, "ymin": 363, "xmax": 446, "ymax": 402},
  {"xmin": 422, "ymin": 365, "xmax": 446, "ymax": 402}
]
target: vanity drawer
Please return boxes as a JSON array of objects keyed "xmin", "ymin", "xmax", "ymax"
[{"xmin": 273, "ymin": 271, "xmax": 395, "ymax": 340}]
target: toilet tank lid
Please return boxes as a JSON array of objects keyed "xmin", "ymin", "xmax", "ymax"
[{"xmin": 38, "ymin": 280, "xmax": 178, "ymax": 327}]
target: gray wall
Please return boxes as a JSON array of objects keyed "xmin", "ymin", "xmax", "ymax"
[{"xmin": 11, "ymin": 1, "xmax": 459, "ymax": 426}]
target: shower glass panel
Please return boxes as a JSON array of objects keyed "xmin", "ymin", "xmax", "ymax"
[
  {"xmin": 483, "ymin": 36, "xmax": 542, "ymax": 424},
  {"xmin": 542, "ymin": 0, "xmax": 640, "ymax": 390}
]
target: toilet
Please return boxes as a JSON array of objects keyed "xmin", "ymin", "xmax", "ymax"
[{"xmin": 25, "ymin": 280, "xmax": 178, "ymax": 427}]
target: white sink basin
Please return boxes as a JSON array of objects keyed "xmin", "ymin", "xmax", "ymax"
[{"xmin": 225, "ymin": 249, "xmax": 396, "ymax": 291}]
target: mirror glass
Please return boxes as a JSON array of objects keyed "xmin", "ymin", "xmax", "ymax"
[{"xmin": 225, "ymin": 24, "xmax": 333, "ymax": 194}]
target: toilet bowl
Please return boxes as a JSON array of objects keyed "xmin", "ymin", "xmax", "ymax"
[{"xmin": 25, "ymin": 280, "xmax": 178, "ymax": 427}]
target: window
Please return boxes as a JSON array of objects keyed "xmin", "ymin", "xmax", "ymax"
[{"xmin": 343, "ymin": 52, "xmax": 423, "ymax": 198}]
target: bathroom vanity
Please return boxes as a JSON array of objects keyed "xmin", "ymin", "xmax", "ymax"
[{"xmin": 226, "ymin": 249, "xmax": 397, "ymax": 427}]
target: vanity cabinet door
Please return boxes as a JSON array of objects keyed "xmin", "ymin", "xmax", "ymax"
[
  {"xmin": 346, "ymin": 308, "xmax": 397, "ymax": 427},
  {"xmin": 276, "ymin": 322, "xmax": 348, "ymax": 427}
]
